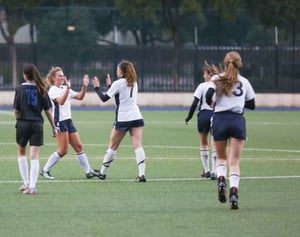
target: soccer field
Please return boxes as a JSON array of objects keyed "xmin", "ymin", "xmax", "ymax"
[{"xmin": 0, "ymin": 108, "xmax": 299, "ymax": 237}]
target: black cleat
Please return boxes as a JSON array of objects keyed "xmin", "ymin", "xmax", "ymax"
[
  {"xmin": 201, "ymin": 171, "xmax": 211, "ymax": 179},
  {"xmin": 97, "ymin": 172, "xmax": 106, "ymax": 180},
  {"xmin": 86, "ymin": 169, "xmax": 100, "ymax": 179},
  {"xmin": 40, "ymin": 170, "xmax": 55, "ymax": 180},
  {"xmin": 218, "ymin": 176, "xmax": 227, "ymax": 203},
  {"xmin": 210, "ymin": 173, "xmax": 217, "ymax": 180},
  {"xmin": 229, "ymin": 187, "xmax": 239, "ymax": 209},
  {"xmin": 135, "ymin": 175, "xmax": 146, "ymax": 182}
]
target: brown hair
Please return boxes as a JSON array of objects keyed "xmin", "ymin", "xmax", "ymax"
[
  {"xmin": 118, "ymin": 60, "xmax": 137, "ymax": 87},
  {"xmin": 45, "ymin": 66, "xmax": 63, "ymax": 87},
  {"xmin": 203, "ymin": 61, "xmax": 220, "ymax": 76},
  {"xmin": 23, "ymin": 63, "xmax": 47, "ymax": 96},
  {"xmin": 215, "ymin": 51, "xmax": 242, "ymax": 96}
]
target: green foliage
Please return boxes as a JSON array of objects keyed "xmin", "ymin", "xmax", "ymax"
[{"xmin": 37, "ymin": 7, "xmax": 99, "ymax": 63}]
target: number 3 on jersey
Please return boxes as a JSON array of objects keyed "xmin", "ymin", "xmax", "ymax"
[{"xmin": 233, "ymin": 82, "xmax": 243, "ymax": 97}]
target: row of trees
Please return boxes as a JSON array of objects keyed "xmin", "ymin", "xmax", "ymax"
[{"xmin": 0, "ymin": 0, "xmax": 299, "ymax": 89}]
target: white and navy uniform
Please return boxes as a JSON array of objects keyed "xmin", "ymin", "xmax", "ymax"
[
  {"xmin": 95, "ymin": 78, "xmax": 144, "ymax": 131},
  {"xmin": 206, "ymin": 74, "xmax": 255, "ymax": 141},
  {"xmin": 48, "ymin": 85, "xmax": 77, "ymax": 133},
  {"xmin": 186, "ymin": 81, "xmax": 214, "ymax": 134}
]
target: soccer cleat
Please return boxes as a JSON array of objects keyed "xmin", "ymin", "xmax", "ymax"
[
  {"xmin": 135, "ymin": 175, "xmax": 147, "ymax": 182},
  {"xmin": 86, "ymin": 169, "xmax": 100, "ymax": 179},
  {"xmin": 210, "ymin": 173, "xmax": 217, "ymax": 180},
  {"xmin": 22, "ymin": 188, "xmax": 37, "ymax": 195},
  {"xmin": 40, "ymin": 170, "xmax": 55, "ymax": 180},
  {"xmin": 19, "ymin": 184, "xmax": 28, "ymax": 192},
  {"xmin": 217, "ymin": 176, "xmax": 227, "ymax": 203},
  {"xmin": 96, "ymin": 172, "xmax": 106, "ymax": 180},
  {"xmin": 229, "ymin": 187, "xmax": 239, "ymax": 209},
  {"xmin": 201, "ymin": 171, "xmax": 211, "ymax": 178}
]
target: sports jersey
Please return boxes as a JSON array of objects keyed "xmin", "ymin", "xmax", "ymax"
[
  {"xmin": 13, "ymin": 82, "xmax": 52, "ymax": 122},
  {"xmin": 106, "ymin": 78, "xmax": 143, "ymax": 122},
  {"xmin": 208, "ymin": 74, "xmax": 255, "ymax": 114},
  {"xmin": 193, "ymin": 81, "xmax": 214, "ymax": 111},
  {"xmin": 48, "ymin": 85, "xmax": 77, "ymax": 122}
]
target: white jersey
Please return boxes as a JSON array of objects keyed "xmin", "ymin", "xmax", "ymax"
[
  {"xmin": 106, "ymin": 78, "xmax": 143, "ymax": 122},
  {"xmin": 193, "ymin": 81, "xmax": 214, "ymax": 111},
  {"xmin": 209, "ymin": 74, "xmax": 255, "ymax": 114},
  {"xmin": 48, "ymin": 85, "xmax": 77, "ymax": 121}
]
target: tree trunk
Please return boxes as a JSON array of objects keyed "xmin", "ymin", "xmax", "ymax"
[
  {"xmin": 172, "ymin": 30, "xmax": 179, "ymax": 91},
  {"xmin": 9, "ymin": 43, "xmax": 18, "ymax": 88}
]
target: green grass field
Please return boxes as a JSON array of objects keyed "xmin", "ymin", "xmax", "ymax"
[{"xmin": 0, "ymin": 108, "xmax": 300, "ymax": 237}]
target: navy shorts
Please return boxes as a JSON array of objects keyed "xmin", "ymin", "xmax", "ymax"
[
  {"xmin": 16, "ymin": 120, "xmax": 43, "ymax": 147},
  {"xmin": 56, "ymin": 119, "xmax": 77, "ymax": 133},
  {"xmin": 114, "ymin": 119, "xmax": 144, "ymax": 131},
  {"xmin": 211, "ymin": 112, "xmax": 246, "ymax": 141},
  {"xmin": 197, "ymin": 109, "xmax": 213, "ymax": 134}
]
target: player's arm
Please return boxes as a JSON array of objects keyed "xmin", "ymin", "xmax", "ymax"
[
  {"xmin": 185, "ymin": 97, "xmax": 199, "ymax": 124},
  {"xmin": 93, "ymin": 76, "xmax": 111, "ymax": 102},
  {"xmin": 45, "ymin": 109, "xmax": 58, "ymax": 137},
  {"xmin": 245, "ymin": 98, "xmax": 255, "ymax": 110},
  {"xmin": 14, "ymin": 109, "xmax": 19, "ymax": 119},
  {"xmin": 74, "ymin": 74, "xmax": 89, "ymax": 100},
  {"xmin": 206, "ymin": 87, "xmax": 215, "ymax": 107}
]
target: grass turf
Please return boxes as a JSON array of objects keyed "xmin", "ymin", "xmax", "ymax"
[{"xmin": 0, "ymin": 108, "xmax": 299, "ymax": 237}]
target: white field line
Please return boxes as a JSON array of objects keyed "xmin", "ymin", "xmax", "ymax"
[
  {"xmin": 0, "ymin": 142, "xmax": 300, "ymax": 154},
  {"xmin": 1, "ymin": 175, "xmax": 300, "ymax": 184}
]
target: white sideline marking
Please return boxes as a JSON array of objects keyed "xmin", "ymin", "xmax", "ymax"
[
  {"xmin": 0, "ymin": 142, "xmax": 300, "ymax": 154},
  {"xmin": 0, "ymin": 157, "xmax": 300, "ymax": 161},
  {"xmin": 1, "ymin": 175, "xmax": 300, "ymax": 184}
]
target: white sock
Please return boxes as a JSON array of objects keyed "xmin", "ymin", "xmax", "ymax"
[
  {"xmin": 43, "ymin": 152, "xmax": 61, "ymax": 172},
  {"xmin": 135, "ymin": 147, "xmax": 146, "ymax": 177},
  {"xmin": 200, "ymin": 149, "xmax": 209, "ymax": 172},
  {"xmin": 229, "ymin": 173, "xmax": 240, "ymax": 188},
  {"xmin": 18, "ymin": 156, "xmax": 29, "ymax": 185},
  {"xmin": 77, "ymin": 152, "xmax": 91, "ymax": 174},
  {"xmin": 216, "ymin": 165, "xmax": 227, "ymax": 178},
  {"xmin": 29, "ymin": 159, "xmax": 39, "ymax": 189},
  {"xmin": 211, "ymin": 151, "xmax": 217, "ymax": 173},
  {"xmin": 100, "ymin": 149, "xmax": 116, "ymax": 175}
]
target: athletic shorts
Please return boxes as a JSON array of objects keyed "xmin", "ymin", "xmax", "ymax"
[
  {"xmin": 211, "ymin": 111, "xmax": 246, "ymax": 141},
  {"xmin": 16, "ymin": 120, "xmax": 43, "ymax": 147},
  {"xmin": 56, "ymin": 119, "xmax": 77, "ymax": 133},
  {"xmin": 197, "ymin": 109, "xmax": 213, "ymax": 134},
  {"xmin": 114, "ymin": 119, "xmax": 144, "ymax": 131}
]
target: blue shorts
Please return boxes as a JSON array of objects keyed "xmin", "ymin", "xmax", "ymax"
[
  {"xmin": 114, "ymin": 119, "xmax": 144, "ymax": 131},
  {"xmin": 56, "ymin": 119, "xmax": 77, "ymax": 133},
  {"xmin": 197, "ymin": 109, "xmax": 213, "ymax": 134},
  {"xmin": 16, "ymin": 120, "xmax": 44, "ymax": 146},
  {"xmin": 211, "ymin": 112, "xmax": 246, "ymax": 141}
]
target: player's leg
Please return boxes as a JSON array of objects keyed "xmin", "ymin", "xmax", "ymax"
[
  {"xmin": 228, "ymin": 138, "xmax": 245, "ymax": 209},
  {"xmin": 215, "ymin": 140, "xmax": 228, "ymax": 203},
  {"xmin": 69, "ymin": 131, "xmax": 96, "ymax": 178},
  {"xmin": 199, "ymin": 133, "xmax": 210, "ymax": 178},
  {"xmin": 40, "ymin": 131, "xmax": 68, "ymax": 179},
  {"xmin": 23, "ymin": 145, "xmax": 40, "ymax": 194},
  {"xmin": 97, "ymin": 128, "xmax": 126, "ymax": 179},
  {"xmin": 130, "ymin": 126, "xmax": 146, "ymax": 182},
  {"xmin": 210, "ymin": 135, "xmax": 217, "ymax": 180}
]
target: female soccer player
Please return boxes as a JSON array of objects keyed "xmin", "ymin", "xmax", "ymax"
[
  {"xmin": 40, "ymin": 67, "xmax": 98, "ymax": 179},
  {"xmin": 185, "ymin": 61, "xmax": 219, "ymax": 180},
  {"xmin": 14, "ymin": 64, "xmax": 57, "ymax": 195},
  {"xmin": 93, "ymin": 60, "xmax": 147, "ymax": 182},
  {"xmin": 206, "ymin": 51, "xmax": 255, "ymax": 209}
]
